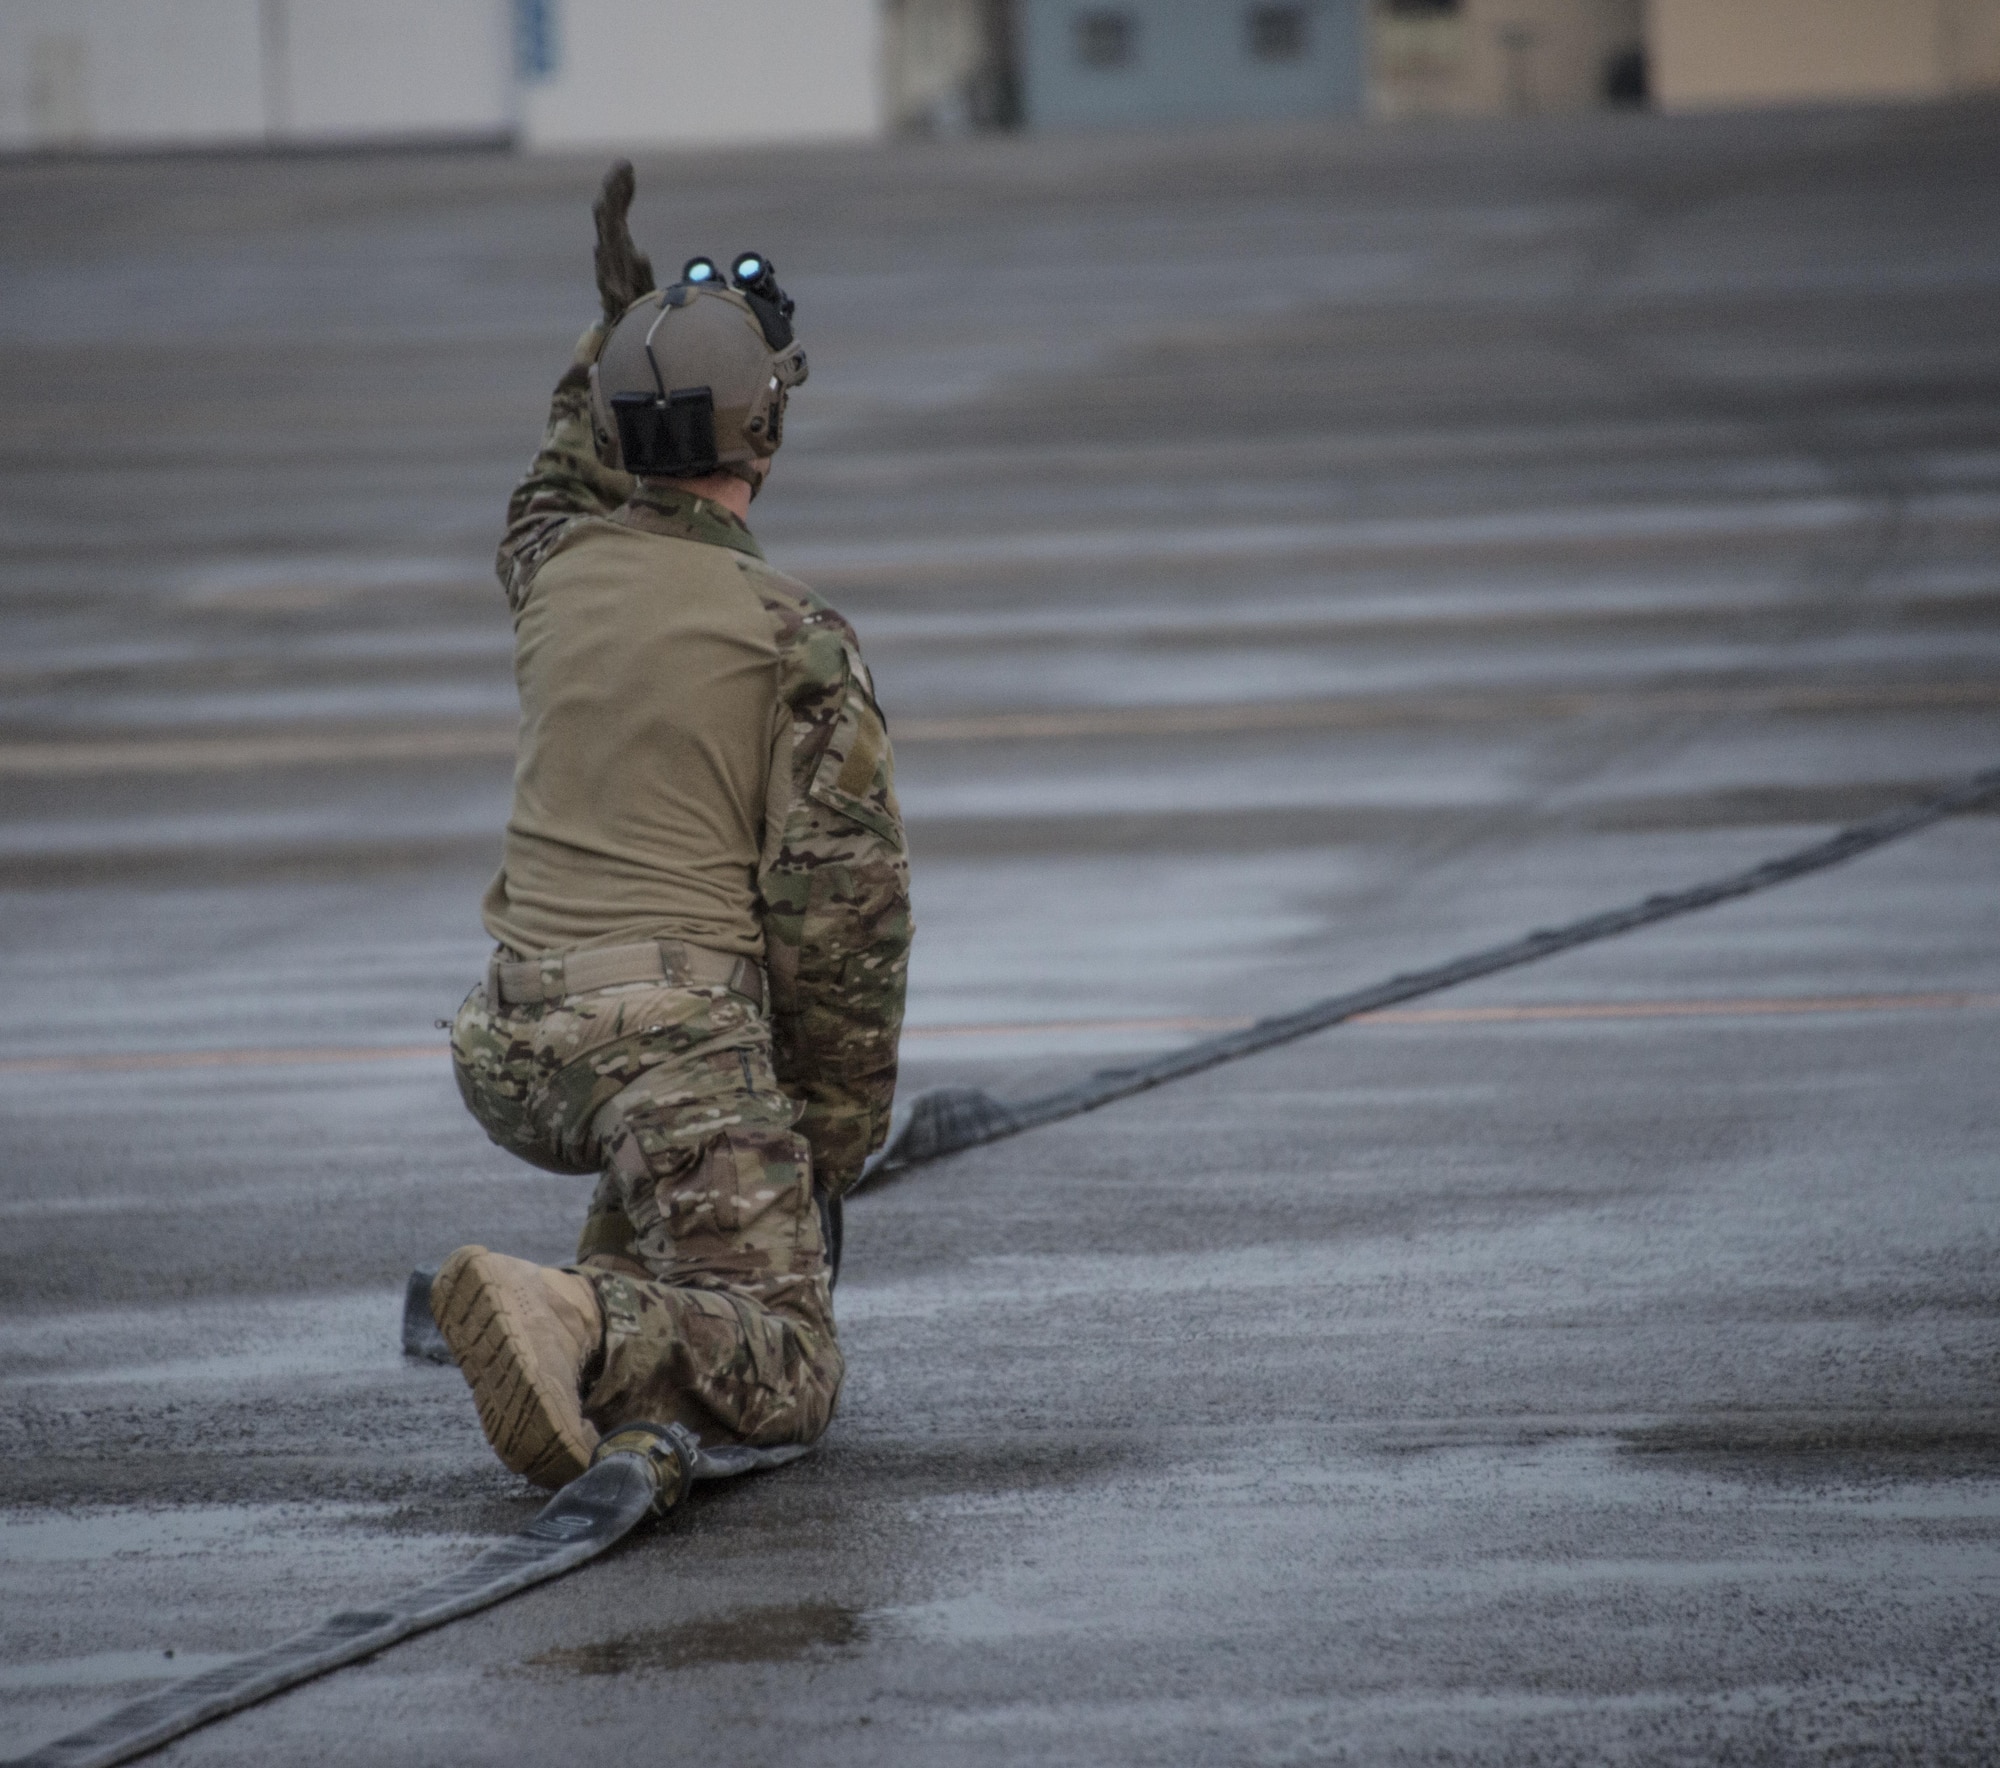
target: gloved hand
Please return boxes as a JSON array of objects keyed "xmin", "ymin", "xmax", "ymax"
[{"xmin": 592, "ymin": 160, "xmax": 656, "ymax": 325}]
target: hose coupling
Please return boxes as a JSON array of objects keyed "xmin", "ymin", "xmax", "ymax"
[{"xmin": 591, "ymin": 1419, "xmax": 700, "ymax": 1515}]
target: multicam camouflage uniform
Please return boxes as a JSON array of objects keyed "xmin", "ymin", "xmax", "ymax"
[{"xmin": 451, "ymin": 324, "xmax": 910, "ymax": 1449}]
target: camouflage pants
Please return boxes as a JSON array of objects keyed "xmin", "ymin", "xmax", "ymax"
[{"xmin": 450, "ymin": 972, "xmax": 841, "ymax": 1448}]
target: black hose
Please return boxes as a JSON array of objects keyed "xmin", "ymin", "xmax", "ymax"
[
  {"xmin": 859, "ymin": 763, "xmax": 2000, "ymax": 1183},
  {"xmin": 5, "ymin": 1427, "xmax": 699, "ymax": 1768}
]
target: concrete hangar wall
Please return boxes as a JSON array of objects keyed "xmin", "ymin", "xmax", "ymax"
[{"xmin": 0, "ymin": 0, "xmax": 880, "ymax": 153}]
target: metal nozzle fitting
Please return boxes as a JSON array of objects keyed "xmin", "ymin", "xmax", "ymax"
[{"xmin": 591, "ymin": 1420, "xmax": 700, "ymax": 1515}]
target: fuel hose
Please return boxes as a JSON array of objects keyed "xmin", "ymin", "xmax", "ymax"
[
  {"xmin": 3, "ymin": 1423, "xmax": 804, "ymax": 1768},
  {"xmin": 857, "ymin": 762, "xmax": 2000, "ymax": 1182}
]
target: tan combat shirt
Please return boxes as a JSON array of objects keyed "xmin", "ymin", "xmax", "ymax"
[
  {"xmin": 483, "ymin": 508, "xmax": 780, "ymax": 960},
  {"xmin": 482, "ymin": 326, "xmax": 912, "ymax": 1196}
]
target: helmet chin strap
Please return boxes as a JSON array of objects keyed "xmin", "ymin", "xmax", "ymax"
[{"xmin": 644, "ymin": 459, "xmax": 767, "ymax": 512}]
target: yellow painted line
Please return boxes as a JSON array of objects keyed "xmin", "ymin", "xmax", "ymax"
[
  {"xmin": 3, "ymin": 992, "xmax": 1993, "ymax": 1078},
  {"xmin": 2, "ymin": 680, "xmax": 1995, "ymax": 775}
]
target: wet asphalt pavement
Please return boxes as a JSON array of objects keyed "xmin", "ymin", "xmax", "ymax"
[{"xmin": 3, "ymin": 100, "xmax": 2000, "ymax": 1765}]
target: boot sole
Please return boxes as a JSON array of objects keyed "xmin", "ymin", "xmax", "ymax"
[{"xmin": 432, "ymin": 1246, "xmax": 597, "ymax": 1490}]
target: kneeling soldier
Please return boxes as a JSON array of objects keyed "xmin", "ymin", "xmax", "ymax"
[{"xmin": 434, "ymin": 169, "xmax": 910, "ymax": 1488}]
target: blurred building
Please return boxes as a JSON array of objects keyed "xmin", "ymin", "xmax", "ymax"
[
  {"xmin": 0, "ymin": 0, "xmax": 878, "ymax": 152},
  {"xmin": 899, "ymin": 0, "xmax": 2000, "ymax": 126},
  {"xmin": 1370, "ymin": 1, "xmax": 1646, "ymax": 117},
  {"xmin": 1651, "ymin": 0, "xmax": 2000, "ymax": 110},
  {"xmin": 0, "ymin": 0, "xmax": 513, "ymax": 150},
  {"xmin": 885, "ymin": 0, "xmax": 1019, "ymax": 130},
  {"xmin": 5, "ymin": 0, "xmax": 2000, "ymax": 154},
  {"xmin": 1014, "ymin": 0, "xmax": 1366, "ymax": 128},
  {"xmin": 887, "ymin": 0, "xmax": 1647, "ymax": 127},
  {"xmin": 515, "ymin": 0, "xmax": 880, "ymax": 148}
]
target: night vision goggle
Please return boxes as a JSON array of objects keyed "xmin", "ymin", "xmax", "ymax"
[{"xmin": 680, "ymin": 251, "xmax": 797, "ymax": 351}]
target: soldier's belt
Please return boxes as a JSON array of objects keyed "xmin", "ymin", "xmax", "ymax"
[{"xmin": 487, "ymin": 939, "xmax": 765, "ymax": 1009}]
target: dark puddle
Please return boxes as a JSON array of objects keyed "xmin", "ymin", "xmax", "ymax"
[
  {"xmin": 1622, "ymin": 1412, "xmax": 2000, "ymax": 1476},
  {"xmin": 525, "ymin": 1601, "xmax": 868, "ymax": 1677}
]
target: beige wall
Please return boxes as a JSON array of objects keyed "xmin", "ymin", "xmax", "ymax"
[
  {"xmin": 1372, "ymin": 0, "xmax": 1644, "ymax": 118},
  {"xmin": 518, "ymin": 0, "xmax": 882, "ymax": 148},
  {"xmin": 0, "ymin": 0, "xmax": 262, "ymax": 149},
  {"xmin": 1652, "ymin": 0, "xmax": 2000, "ymax": 109},
  {"xmin": 0, "ymin": 0, "xmax": 513, "ymax": 151}
]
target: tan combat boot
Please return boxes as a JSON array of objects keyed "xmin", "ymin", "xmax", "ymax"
[{"xmin": 431, "ymin": 1246, "xmax": 603, "ymax": 1490}]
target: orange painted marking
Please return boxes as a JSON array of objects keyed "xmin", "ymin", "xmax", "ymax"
[
  {"xmin": 0, "ymin": 1043, "xmax": 445, "ymax": 1076},
  {"xmin": 1, "ymin": 992, "xmax": 1993, "ymax": 1078},
  {"xmin": 1354, "ymin": 991, "xmax": 2000, "ymax": 1026}
]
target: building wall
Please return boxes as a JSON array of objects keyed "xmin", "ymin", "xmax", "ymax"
[
  {"xmin": 1652, "ymin": 0, "xmax": 2000, "ymax": 110},
  {"xmin": 0, "ymin": 0, "xmax": 512, "ymax": 151},
  {"xmin": 1019, "ymin": 0, "xmax": 1364, "ymax": 128},
  {"xmin": 0, "ymin": 0, "xmax": 264, "ymax": 148},
  {"xmin": 1371, "ymin": 0, "xmax": 1644, "ymax": 118},
  {"xmin": 886, "ymin": 0, "xmax": 987, "ymax": 129},
  {"xmin": 279, "ymin": 0, "xmax": 514, "ymax": 138},
  {"xmin": 517, "ymin": 0, "xmax": 882, "ymax": 148},
  {"xmin": 0, "ymin": 0, "xmax": 880, "ymax": 155}
]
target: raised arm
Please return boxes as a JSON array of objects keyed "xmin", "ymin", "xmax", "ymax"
[
  {"xmin": 494, "ymin": 325, "xmax": 636, "ymax": 610},
  {"xmin": 496, "ymin": 162, "xmax": 659, "ymax": 606}
]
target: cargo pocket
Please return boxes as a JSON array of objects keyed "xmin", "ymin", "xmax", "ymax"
[{"xmin": 659, "ymin": 1127, "xmax": 815, "ymax": 1300}]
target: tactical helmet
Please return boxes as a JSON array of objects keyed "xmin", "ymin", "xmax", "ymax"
[{"xmin": 589, "ymin": 253, "xmax": 809, "ymax": 486}]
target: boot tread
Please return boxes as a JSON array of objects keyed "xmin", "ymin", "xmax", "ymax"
[{"xmin": 433, "ymin": 1246, "xmax": 598, "ymax": 1490}]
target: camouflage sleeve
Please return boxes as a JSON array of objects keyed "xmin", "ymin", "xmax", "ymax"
[
  {"xmin": 495, "ymin": 322, "xmax": 636, "ymax": 610},
  {"xmin": 758, "ymin": 599, "xmax": 912, "ymax": 1200}
]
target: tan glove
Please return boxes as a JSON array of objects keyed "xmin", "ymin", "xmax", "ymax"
[{"xmin": 592, "ymin": 160, "xmax": 656, "ymax": 325}]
